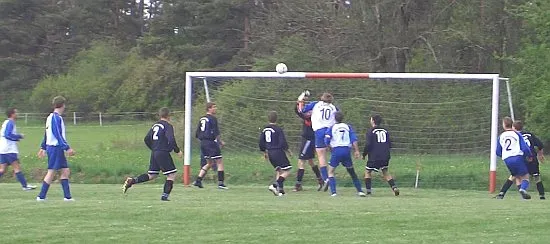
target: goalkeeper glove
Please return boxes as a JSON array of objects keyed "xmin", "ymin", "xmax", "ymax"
[{"xmin": 297, "ymin": 90, "xmax": 311, "ymax": 102}]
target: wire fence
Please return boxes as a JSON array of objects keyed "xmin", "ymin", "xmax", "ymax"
[{"xmin": 17, "ymin": 111, "xmax": 185, "ymax": 127}]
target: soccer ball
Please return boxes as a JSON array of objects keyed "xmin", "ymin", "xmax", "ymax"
[{"xmin": 276, "ymin": 63, "xmax": 288, "ymax": 74}]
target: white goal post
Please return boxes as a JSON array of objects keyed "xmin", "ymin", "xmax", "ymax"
[{"xmin": 183, "ymin": 72, "xmax": 513, "ymax": 192}]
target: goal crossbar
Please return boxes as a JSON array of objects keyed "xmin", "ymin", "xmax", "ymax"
[{"xmin": 183, "ymin": 72, "xmax": 502, "ymax": 192}]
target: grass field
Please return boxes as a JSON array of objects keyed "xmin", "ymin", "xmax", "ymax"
[{"xmin": 0, "ymin": 183, "xmax": 548, "ymax": 244}]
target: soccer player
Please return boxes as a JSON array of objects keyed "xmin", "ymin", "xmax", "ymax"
[
  {"xmin": 193, "ymin": 102, "xmax": 227, "ymax": 189},
  {"xmin": 324, "ymin": 112, "xmax": 365, "ymax": 197},
  {"xmin": 36, "ymin": 96, "xmax": 75, "ymax": 201},
  {"xmin": 0, "ymin": 108, "xmax": 36, "ymax": 190},
  {"xmin": 363, "ymin": 114, "xmax": 399, "ymax": 196},
  {"xmin": 301, "ymin": 92, "xmax": 338, "ymax": 190},
  {"xmin": 496, "ymin": 117, "xmax": 532, "ymax": 200},
  {"xmin": 496, "ymin": 120, "xmax": 545, "ymax": 200},
  {"xmin": 123, "ymin": 107, "xmax": 183, "ymax": 201},
  {"xmin": 294, "ymin": 91, "xmax": 324, "ymax": 191},
  {"xmin": 259, "ymin": 111, "xmax": 293, "ymax": 196}
]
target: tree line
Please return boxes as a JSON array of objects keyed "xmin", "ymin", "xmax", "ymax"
[{"xmin": 1, "ymin": 0, "xmax": 549, "ymax": 141}]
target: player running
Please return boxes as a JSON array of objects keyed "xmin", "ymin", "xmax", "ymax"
[
  {"xmin": 324, "ymin": 112, "xmax": 365, "ymax": 197},
  {"xmin": 123, "ymin": 107, "xmax": 183, "ymax": 201},
  {"xmin": 259, "ymin": 111, "xmax": 293, "ymax": 196},
  {"xmin": 495, "ymin": 120, "xmax": 545, "ymax": 200},
  {"xmin": 496, "ymin": 117, "xmax": 532, "ymax": 200},
  {"xmin": 193, "ymin": 102, "xmax": 228, "ymax": 189},
  {"xmin": 301, "ymin": 92, "xmax": 338, "ymax": 191},
  {"xmin": 363, "ymin": 114, "xmax": 399, "ymax": 196},
  {"xmin": 294, "ymin": 90, "xmax": 324, "ymax": 191},
  {"xmin": 36, "ymin": 96, "xmax": 75, "ymax": 201},
  {"xmin": 0, "ymin": 108, "xmax": 36, "ymax": 190}
]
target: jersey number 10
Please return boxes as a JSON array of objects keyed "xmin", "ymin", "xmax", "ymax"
[
  {"xmin": 375, "ymin": 131, "xmax": 387, "ymax": 143},
  {"xmin": 320, "ymin": 108, "xmax": 331, "ymax": 120}
]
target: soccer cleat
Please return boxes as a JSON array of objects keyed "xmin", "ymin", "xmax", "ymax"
[
  {"xmin": 63, "ymin": 198, "xmax": 75, "ymax": 202},
  {"xmin": 218, "ymin": 184, "xmax": 229, "ymax": 190},
  {"xmin": 22, "ymin": 185, "xmax": 37, "ymax": 191},
  {"xmin": 278, "ymin": 192, "xmax": 285, "ymax": 197},
  {"xmin": 322, "ymin": 180, "xmax": 329, "ymax": 192},
  {"xmin": 393, "ymin": 187, "xmax": 400, "ymax": 196},
  {"xmin": 122, "ymin": 177, "xmax": 134, "ymax": 194},
  {"xmin": 494, "ymin": 194, "xmax": 505, "ymax": 199},
  {"xmin": 36, "ymin": 197, "xmax": 45, "ymax": 202},
  {"xmin": 540, "ymin": 196, "xmax": 546, "ymax": 200},
  {"xmin": 292, "ymin": 185, "xmax": 303, "ymax": 192},
  {"xmin": 268, "ymin": 185, "xmax": 279, "ymax": 196},
  {"xmin": 519, "ymin": 190, "xmax": 531, "ymax": 200},
  {"xmin": 317, "ymin": 183, "xmax": 324, "ymax": 191},
  {"xmin": 330, "ymin": 193, "xmax": 337, "ymax": 197},
  {"xmin": 357, "ymin": 192, "xmax": 367, "ymax": 197},
  {"xmin": 193, "ymin": 181, "xmax": 204, "ymax": 188},
  {"xmin": 161, "ymin": 197, "xmax": 170, "ymax": 201}
]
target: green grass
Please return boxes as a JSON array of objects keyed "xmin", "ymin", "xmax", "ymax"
[
  {"xmin": 0, "ymin": 184, "xmax": 548, "ymax": 244},
  {"xmin": 2, "ymin": 124, "xmax": 547, "ymax": 190}
]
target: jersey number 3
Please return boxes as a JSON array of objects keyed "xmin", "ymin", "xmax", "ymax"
[{"xmin": 200, "ymin": 119, "xmax": 207, "ymax": 132}]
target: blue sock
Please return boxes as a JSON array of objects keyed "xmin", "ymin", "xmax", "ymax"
[
  {"xmin": 0, "ymin": 171, "xmax": 3, "ymax": 178},
  {"xmin": 320, "ymin": 166, "xmax": 328, "ymax": 181},
  {"xmin": 520, "ymin": 179, "xmax": 529, "ymax": 191},
  {"xmin": 329, "ymin": 176, "xmax": 336, "ymax": 194},
  {"xmin": 38, "ymin": 181, "xmax": 50, "ymax": 199},
  {"xmin": 15, "ymin": 172, "xmax": 28, "ymax": 188},
  {"xmin": 352, "ymin": 178, "xmax": 362, "ymax": 192},
  {"xmin": 61, "ymin": 179, "xmax": 72, "ymax": 199}
]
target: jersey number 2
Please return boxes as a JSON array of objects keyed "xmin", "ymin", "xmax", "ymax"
[
  {"xmin": 504, "ymin": 139, "xmax": 512, "ymax": 151},
  {"xmin": 152, "ymin": 126, "xmax": 160, "ymax": 141}
]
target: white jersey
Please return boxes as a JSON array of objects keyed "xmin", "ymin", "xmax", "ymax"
[
  {"xmin": 44, "ymin": 112, "xmax": 69, "ymax": 149},
  {"xmin": 327, "ymin": 123, "xmax": 357, "ymax": 148},
  {"xmin": 497, "ymin": 130, "xmax": 530, "ymax": 160},
  {"xmin": 303, "ymin": 101, "xmax": 338, "ymax": 131},
  {"xmin": 0, "ymin": 119, "xmax": 22, "ymax": 154}
]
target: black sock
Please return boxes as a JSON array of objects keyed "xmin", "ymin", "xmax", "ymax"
[
  {"xmin": 537, "ymin": 181, "xmax": 545, "ymax": 196},
  {"xmin": 218, "ymin": 171, "xmax": 225, "ymax": 185},
  {"xmin": 135, "ymin": 174, "xmax": 150, "ymax": 184},
  {"xmin": 163, "ymin": 180, "xmax": 174, "ymax": 196},
  {"xmin": 499, "ymin": 179, "xmax": 514, "ymax": 195},
  {"xmin": 296, "ymin": 169, "xmax": 305, "ymax": 184},
  {"xmin": 196, "ymin": 176, "xmax": 203, "ymax": 182},
  {"xmin": 277, "ymin": 176, "xmax": 286, "ymax": 193},
  {"xmin": 388, "ymin": 179, "xmax": 396, "ymax": 188},
  {"xmin": 346, "ymin": 168, "xmax": 358, "ymax": 179},
  {"xmin": 517, "ymin": 184, "xmax": 521, "ymax": 190},
  {"xmin": 311, "ymin": 165, "xmax": 322, "ymax": 180},
  {"xmin": 365, "ymin": 178, "xmax": 372, "ymax": 192}
]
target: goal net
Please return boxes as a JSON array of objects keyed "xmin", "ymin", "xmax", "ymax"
[{"xmin": 183, "ymin": 72, "xmax": 512, "ymax": 192}]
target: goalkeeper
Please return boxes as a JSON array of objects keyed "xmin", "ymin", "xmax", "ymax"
[{"xmin": 294, "ymin": 90, "xmax": 324, "ymax": 191}]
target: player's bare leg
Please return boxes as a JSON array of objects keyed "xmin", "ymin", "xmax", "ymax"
[
  {"xmin": 316, "ymin": 147, "xmax": 329, "ymax": 191},
  {"xmin": 364, "ymin": 170, "xmax": 373, "ymax": 195},
  {"xmin": 0, "ymin": 163, "xmax": 6, "ymax": 179},
  {"xmin": 382, "ymin": 169, "xmax": 399, "ymax": 196},
  {"xmin": 515, "ymin": 174, "xmax": 531, "ymax": 200},
  {"xmin": 215, "ymin": 158, "xmax": 228, "ymax": 189},
  {"xmin": 193, "ymin": 161, "xmax": 212, "ymax": 188},
  {"xmin": 10, "ymin": 161, "xmax": 35, "ymax": 190}
]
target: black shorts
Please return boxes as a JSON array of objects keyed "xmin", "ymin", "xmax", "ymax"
[
  {"xmin": 268, "ymin": 150, "xmax": 292, "ymax": 171},
  {"xmin": 298, "ymin": 138, "xmax": 315, "ymax": 160},
  {"xmin": 148, "ymin": 151, "xmax": 177, "ymax": 175},
  {"xmin": 527, "ymin": 160, "xmax": 540, "ymax": 176},
  {"xmin": 201, "ymin": 140, "xmax": 222, "ymax": 160},
  {"xmin": 366, "ymin": 160, "xmax": 389, "ymax": 172}
]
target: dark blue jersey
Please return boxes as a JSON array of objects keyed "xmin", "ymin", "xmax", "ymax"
[
  {"xmin": 363, "ymin": 126, "xmax": 391, "ymax": 161},
  {"xmin": 144, "ymin": 120, "xmax": 180, "ymax": 153},
  {"xmin": 519, "ymin": 131, "xmax": 544, "ymax": 160},
  {"xmin": 195, "ymin": 114, "xmax": 220, "ymax": 141},
  {"xmin": 295, "ymin": 103, "xmax": 314, "ymax": 140},
  {"xmin": 259, "ymin": 124, "xmax": 289, "ymax": 152}
]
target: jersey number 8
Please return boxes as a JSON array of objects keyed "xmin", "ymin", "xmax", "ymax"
[{"xmin": 265, "ymin": 130, "xmax": 272, "ymax": 143}]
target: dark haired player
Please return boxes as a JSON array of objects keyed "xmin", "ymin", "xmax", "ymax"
[
  {"xmin": 193, "ymin": 102, "xmax": 227, "ymax": 189},
  {"xmin": 324, "ymin": 112, "xmax": 365, "ymax": 197},
  {"xmin": 0, "ymin": 108, "xmax": 36, "ymax": 190},
  {"xmin": 496, "ymin": 120, "xmax": 545, "ymax": 200},
  {"xmin": 123, "ymin": 107, "xmax": 183, "ymax": 201},
  {"xmin": 259, "ymin": 111, "xmax": 292, "ymax": 196},
  {"xmin": 363, "ymin": 114, "xmax": 399, "ymax": 196},
  {"xmin": 496, "ymin": 117, "xmax": 532, "ymax": 200},
  {"xmin": 294, "ymin": 91, "xmax": 324, "ymax": 191}
]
